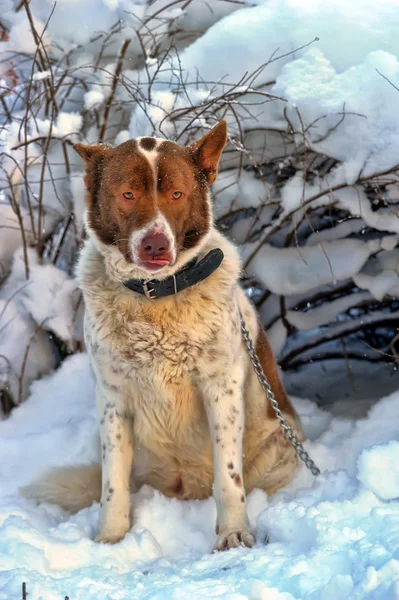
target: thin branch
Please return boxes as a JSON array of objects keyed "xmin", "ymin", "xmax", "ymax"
[{"xmin": 98, "ymin": 39, "xmax": 131, "ymax": 143}]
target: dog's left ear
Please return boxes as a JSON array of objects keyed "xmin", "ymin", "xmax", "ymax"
[{"xmin": 191, "ymin": 121, "xmax": 227, "ymax": 185}]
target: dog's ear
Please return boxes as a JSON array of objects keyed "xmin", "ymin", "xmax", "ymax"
[
  {"xmin": 191, "ymin": 121, "xmax": 227, "ymax": 185},
  {"xmin": 73, "ymin": 143, "xmax": 110, "ymax": 165},
  {"xmin": 74, "ymin": 143, "xmax": 111, "ymax": 196}
]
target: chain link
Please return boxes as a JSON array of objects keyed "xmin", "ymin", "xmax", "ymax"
[{"xmin": 240, "ymin": 316, "xmax": 320, "ymax": 477}]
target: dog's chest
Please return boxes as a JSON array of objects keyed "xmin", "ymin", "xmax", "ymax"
[
  {"xmin": 85, "ymin": 289, "xmax": 235, "ymax": 413},
  {"xmin": 88, "ymin": 286, "xmax": 232, "ymax": 369},
  {"xmin": 86, "ymin": 299, "xmax": 221, "ymax": 448}
]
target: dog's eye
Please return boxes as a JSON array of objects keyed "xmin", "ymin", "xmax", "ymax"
[
  {"xmin": 123, "ymin": 192, "xmax": 135, "ymax": 200},
  {"xmin": 172, "ymin": 191, "xmax": 182, "ymax": 200}
]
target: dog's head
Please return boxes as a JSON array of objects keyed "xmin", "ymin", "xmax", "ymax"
[{"xmin": 74, "ymin": 121, "xmax": 227, "ymax": 278}]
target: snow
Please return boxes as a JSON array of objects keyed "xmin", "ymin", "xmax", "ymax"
[
  {"xmin": 277, "ymin": 183, "xmax": 399, "ymax": 238},
  {"xmin": 32, "ymin": 71, "xmax": 51, "ymax": 82},
  {"xmin": 286, "ymin": 291, "xmax": 372, "ymax": 331},
  {"xmin": 335, "ymin": 188, "xmax": 399, "ymax": 235},
  {"xmin": 274, "ymin": 48, "xmax": 399, "ymax": 182},
  {"xmin": 1, "ymin": 248, "xmax": 82, "ymax": 346},
  {"xmin": 244, "ymin": 239, "xmax": 374, "ymax": 296},
  {"xmin": 1, "ymin": 358, "xmax": 399, "ymax": 598},
  {"xmin": 0, "ymin": 294, "xmax": 55, "ymax": 408},
  {"xmin": 306, "ymin": 219, "xmax": 364, "ymax": 247},
  {"xmin": 213, "ymin": 170, "xmax": 272, "ymax": 219},
  {"xmin": 353, "ymin": 248, "xmax": 399, "ymax": 301},
  {"xmin": 36, "ymin": 112, "xmax": 83, "ymax": 139},
  {"xmin": 357, "ymin": 441, "xmax": 399, "ymax": 501},
  {"xmin": 7, "ymin": 17, "xmax": 49, "ymax": 54},
  {"xmin": 0, "ymin": 248, "xmax": 82, "ymax": 405},
  {"xmin": 84, "ymin": 90, "xmax": 105, "ymax": 110},
  {"xmin": 0, "ymin": 201, "xmax": 34, "ymax": 275}
]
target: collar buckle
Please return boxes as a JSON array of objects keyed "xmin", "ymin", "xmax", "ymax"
[{"xmin": 143, "ymin": 282, "xmax": 157, "ymax": 299}]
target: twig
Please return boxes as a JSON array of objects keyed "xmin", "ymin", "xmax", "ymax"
[
  {"xmin": 390, "ymin": 331, "xmax": 399, "ymax": 366},
  {"xmin": 98, "ymin": 39, "xmax": 131, "ymax": 143}
]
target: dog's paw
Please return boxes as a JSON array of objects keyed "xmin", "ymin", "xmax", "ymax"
[
  {"xmin": 95, "ymin": 525, "xmax": 129, "ymax": 544},
  {"xmin": 215, "ymin": 529, "xmax": 256, "ymax": 551}
]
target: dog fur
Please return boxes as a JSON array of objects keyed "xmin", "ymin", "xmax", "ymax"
[{"xmin": 22, "ymin": 122, "xmax": 302, "ymax": 551}]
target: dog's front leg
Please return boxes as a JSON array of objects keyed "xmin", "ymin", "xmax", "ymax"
[
  {"xmin": 95, "ymin": 384, "xmax": 133, "ymax": 544},
  {"xmin": 203, "ymin": 363, "xmax": 255, "ymax": 551}
]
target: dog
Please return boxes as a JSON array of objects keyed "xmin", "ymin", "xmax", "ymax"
[{"xmin": 23, "ymin": 121, "xmax": 302, "ymax": 550}]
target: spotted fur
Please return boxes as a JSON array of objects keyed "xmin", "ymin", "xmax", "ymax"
[{"xmin": 22, "ymin": 122, "xmax": 302, "ymax": 552}]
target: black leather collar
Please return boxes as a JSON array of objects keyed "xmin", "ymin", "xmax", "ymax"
[{"xmin": 123, "ymin": 248, "xmax": 224, "ymax": 299}]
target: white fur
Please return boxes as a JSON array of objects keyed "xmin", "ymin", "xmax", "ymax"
[
  {"xmin": 95, "ymin": 385, "xmax": 134, "ymax": 543},
  {"xmin": 135, "ymin": 137, "xmax": 163, "ymax": 175}
]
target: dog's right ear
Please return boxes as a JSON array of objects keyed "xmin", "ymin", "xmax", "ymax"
[
  {"xmin": 74, "ymin": 143, "xmax": 111, "ymax": 196},
  {"xmin": 73, "ymin": 143, "xmax": 110, "ymax": 165}
]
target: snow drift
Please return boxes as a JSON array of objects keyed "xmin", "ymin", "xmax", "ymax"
[{"xmin": 1, "ymin": 355, "xmax": 399, "ymax": 599}]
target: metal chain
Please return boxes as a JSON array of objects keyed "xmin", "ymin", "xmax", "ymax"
[{"xmin": 240, "ymin": 317, "xmax": 320, "ymax": 477}]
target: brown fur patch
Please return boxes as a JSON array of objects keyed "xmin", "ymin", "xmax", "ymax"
[
  {"xmin": 234, "ymin": 474, "xmax": 242, "ymax": 487},
  {"xmin": 255, "ymin": 318, "xmax": 295, "ymax": 419},
  {"xmin": 173, "ymin": 477, "xmax": 184, "ymax": 495},
  {"xmin": 139, "ymin": 137, "xmax": 157, "ymax": 151}
]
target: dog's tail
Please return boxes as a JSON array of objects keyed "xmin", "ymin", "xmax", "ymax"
[{"xmin": 20, "ymin": 464, "xmax": 102, "ymax": 513}]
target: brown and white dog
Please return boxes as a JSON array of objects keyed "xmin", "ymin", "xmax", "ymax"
[{"xmin": 23, "ymin": 121, "xmax": 302, "ymax": 550}]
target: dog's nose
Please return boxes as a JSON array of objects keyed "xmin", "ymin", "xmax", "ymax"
[{"xmin": 141, "ymin": 233, "xmax": 170, "ymax": 257}]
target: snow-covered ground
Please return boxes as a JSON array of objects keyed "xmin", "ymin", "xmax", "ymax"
[{"xmin": 1, "ymin": 353, "xmax": 399, "ymax": 599}]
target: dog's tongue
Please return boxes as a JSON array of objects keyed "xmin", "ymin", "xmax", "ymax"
[{"xmin": 148, "ymin": 259, "xmax": 170, "ymax": 266}]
